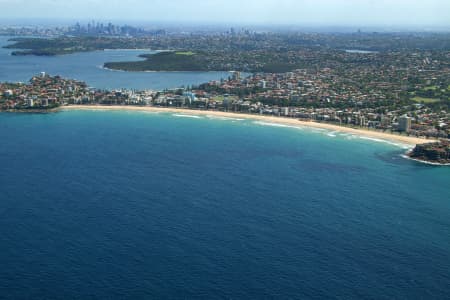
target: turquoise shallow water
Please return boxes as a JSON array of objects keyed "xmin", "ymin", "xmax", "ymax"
[{"xmin": 0, "ymin": 110, "xmax": 449, "ymax": 299}]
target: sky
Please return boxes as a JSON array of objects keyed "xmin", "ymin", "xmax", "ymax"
[{"xmin": 1, "ymin": 0, "xmax": 450, "ymax": 28}]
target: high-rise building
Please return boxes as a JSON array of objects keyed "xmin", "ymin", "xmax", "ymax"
[{"xmin": 398, "ymin": 115, "xmax": 412, "ymax": 132}]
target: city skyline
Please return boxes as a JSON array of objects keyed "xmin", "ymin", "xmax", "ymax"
[{"xmin": 1, "ymin": 0, "xmax": 450, "ymax": 28}]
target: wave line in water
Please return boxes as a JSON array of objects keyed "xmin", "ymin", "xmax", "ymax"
[
  {"xmin": 206, "ymin": 115, "xmax": 245, "ymax": 121},
  {"xmin": 253, "ymin": 121, "xmax": 304, "ymax": 130},
  {"xmin": 327, "ymin": 131, "xmax": 340, "ymax": 137},
  {"xmin": 358, "ymin": 136, "xmax": 411, "ymax": 149},
  {"xmin": 172, "ymin": 114, "xmax": 203, "ymax": 119}
]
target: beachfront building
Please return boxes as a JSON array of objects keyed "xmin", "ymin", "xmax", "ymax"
[{"xmin": 398, "ymin": 115, "xmax": 412, "ymax": 132}]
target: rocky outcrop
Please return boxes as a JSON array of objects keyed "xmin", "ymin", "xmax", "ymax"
[{"xmin": 409, "ymin": 140, "xmax": 450, "ymax": 164}]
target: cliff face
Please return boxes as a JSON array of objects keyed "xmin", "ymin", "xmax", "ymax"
[{"xmin": 409, "ymin": 141, "xmax": 450, "ymax": 164}]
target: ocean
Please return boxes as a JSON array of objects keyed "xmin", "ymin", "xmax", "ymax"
[
  {"xmin": 0, "ymin": 110, "xmax": 449, "ymax": 299},
  {"xmin": 0, "ymin": 36, "xmax": 232, "ymax": 90}
]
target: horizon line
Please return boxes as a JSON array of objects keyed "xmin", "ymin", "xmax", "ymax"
[{"xmin": 1, "ymin": 19, "xmax": 450, "ymax": 33}]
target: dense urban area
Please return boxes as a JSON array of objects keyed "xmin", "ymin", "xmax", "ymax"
[
  {"xmin": 1, "ymin": 22, "xmax": 449, "ymax": 163},
  {"xmin": 1, "ymin": 72, "xmax": 448, "ymax": 138}
]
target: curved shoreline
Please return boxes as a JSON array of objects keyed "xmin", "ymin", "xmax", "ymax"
[
  {"xmin": 60, "ymin": 105, "xmax": 433, "ymax": 146},
  {"xmin": 101, "ymin": 65, "xmax": 232, "ymax": 74},
  {"xmin": 401, "ymin": 154, "xmax": 450, "ymax": 166}
]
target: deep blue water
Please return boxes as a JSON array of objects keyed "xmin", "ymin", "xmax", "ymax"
[
  {"xmin": 0, "ymin": 36, "xmax": 231, "ymax": 90},
  {"xmin": 0, "ymin": 110, "xmax": 449, "ymax": 299}
]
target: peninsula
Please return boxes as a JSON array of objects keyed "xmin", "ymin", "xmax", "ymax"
[
  {"xmin": 104, "ymin": 51, "xmax": 213, "ymax": 72},
  {"xmin": 5, "ymin": 31, "xmax": 450, "ymax": 74}
]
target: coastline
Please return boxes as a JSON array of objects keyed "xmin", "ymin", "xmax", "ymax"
[
  {"xmin": 401, "ymin": 154, "xmax": 450, "ymax": 166},
  {"xmin": 101, "ymin": 65, "xmax": 232, "ymax": 73},
  {"xmin": 60, "ymin": 105, "xmax": 433, "ymax": 146},
  {"xmin": 0, "ymin": 108, "xmax": 59, "ymax": 113}
]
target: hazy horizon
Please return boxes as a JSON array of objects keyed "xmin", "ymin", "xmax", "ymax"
[{"xmin": 1, "ymin": 0, "xmax": 449, "ymax": 29}]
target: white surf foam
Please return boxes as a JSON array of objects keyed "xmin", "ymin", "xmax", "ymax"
[
  {"xmin": 253, "ymin": 121, "xmax": 304, "ymax": 130},
  {"xmin": 172, "ymin": 114, "xmax": 202, "ymax": 119},
  {"xmin": 206, "ymin": 115, "xmax": 245, "ymax": 121},
  {"xmin": 326, "ymin": 131, "xmax": 340, "ymax": 137},
  {"xmin": 357, "ymin": 136, "xmax": 410, "ymax": 149},
  {"xmin": 401, "ymin": 154, "xmax": 450, "ymax": 166}
]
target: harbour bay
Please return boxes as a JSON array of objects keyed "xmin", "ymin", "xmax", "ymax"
[{"xmin": 0, "ymin": 36, "xmax": 232, "ymax": 90}]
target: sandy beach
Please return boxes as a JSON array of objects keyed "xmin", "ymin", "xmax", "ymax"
[{"xmin": 61, "ymin": 105, "xmax": 433, "ymax": 146}]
